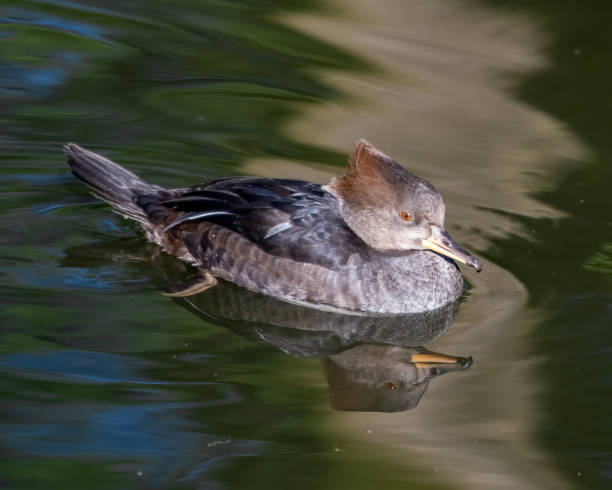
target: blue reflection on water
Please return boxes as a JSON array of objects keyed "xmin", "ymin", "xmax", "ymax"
[
  {"xmin": 0, "ymin": 63, "xmax": 68, "ymax": 99},
  {"xmin": 0, "ymin": 7, "xmax": 107, "ymax": 42},
  {"xmin": 7, "ymin": 404, "xmax": 190, "ymax": 457},
  {"xmin": 0, "ymin": 348, "xmax": 260, "ymax": 484},
  {"xmin": 2, "ymin": 264, "xmax": 144, "ymax": 290},
  {"xmin": 1, "ymin": 350, "xmax": 228, "ymax": 388},
  {"xmin": 2, "ymin": 173, "xmax": 74, "ymax": 185},
  {"xmin": 1, "ymin": 350, "xmax": 136, "ymax": 383},
  {"xmin": 2, "ymin": 399, "xmax": 263, "ymax": 486},
  {"xmin": 0, "ymin": 7, "xmax": 105, "ymax": 99}
]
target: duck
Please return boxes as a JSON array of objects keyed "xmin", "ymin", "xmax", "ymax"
[{"xmin": 64, "ymin": 139, "xmax": 481, "ymax": 314}]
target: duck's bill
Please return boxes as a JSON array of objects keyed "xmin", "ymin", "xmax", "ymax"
[
  {"xmin": 421, "ymin": 227, "xmax": 482, "ymax": 272},
  {"xmin": 410, "ymin": 351, "xmax": 473, "ymax": 374}
]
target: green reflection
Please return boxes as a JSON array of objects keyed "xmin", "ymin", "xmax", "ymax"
[{"xmin": 479, "ymin": 1, "xmax": 612, "ymax": 488}]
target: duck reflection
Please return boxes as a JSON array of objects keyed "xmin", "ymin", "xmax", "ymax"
[
  {"xmin": 63, "ymin": 239, "xmax": 472, "ymax": 413},
  {"xmin": 174, "ymin": 274, "xmax": 472, "ymax": 413}
]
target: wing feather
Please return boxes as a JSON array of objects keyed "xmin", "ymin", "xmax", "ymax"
[{"xmin": 156, "ymin": 177, "xmax": 370, "ymax": 270}]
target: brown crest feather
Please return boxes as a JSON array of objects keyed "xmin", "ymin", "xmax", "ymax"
[{"xmin": 326, "ymin": 139, "xmax": 394, "ymax": 206}]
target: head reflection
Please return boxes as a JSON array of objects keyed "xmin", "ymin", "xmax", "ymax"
[{"xmin": 324, "ymin": 345, "xmax": 471, "ymax": 412}]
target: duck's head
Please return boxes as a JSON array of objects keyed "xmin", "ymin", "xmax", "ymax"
[{"xmin": 324, "ymin": 139, "xmax": 482, "ymax": 271}]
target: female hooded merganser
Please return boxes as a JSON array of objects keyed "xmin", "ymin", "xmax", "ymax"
[{"xmin": 64, "ymin": 140, "xmax": 481, "ymax": 314}]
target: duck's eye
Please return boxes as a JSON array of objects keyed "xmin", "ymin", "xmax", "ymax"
[{"xmin": 400, "ymin": 211, "xmax": 412, "ymax": 222}]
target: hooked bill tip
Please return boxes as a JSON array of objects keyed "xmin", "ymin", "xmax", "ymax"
[{"xmin": 470, "ymin": 257, "xmax": 483, "ymax": 273}]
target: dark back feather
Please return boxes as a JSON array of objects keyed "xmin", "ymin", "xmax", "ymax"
[{"xmin": 148, "ymin": 177, "xmax": 372, "ymax": 270}]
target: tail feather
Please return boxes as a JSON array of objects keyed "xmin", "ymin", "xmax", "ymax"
[{"xmin": 64, "ymin": 143, "xmax": 163, "ymax": 223}]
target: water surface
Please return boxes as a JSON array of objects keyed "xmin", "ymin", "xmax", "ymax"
[{"xmin": 1, "ymin": 1, "xmax": 611, "ymax": 489}]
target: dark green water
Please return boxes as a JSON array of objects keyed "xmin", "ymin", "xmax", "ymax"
[{"xmin": 1, "ymin": 1, "xmax": 611, "ymax": 489}]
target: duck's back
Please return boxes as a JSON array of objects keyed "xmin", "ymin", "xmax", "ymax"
[{"xmin": 139, "ymin": 176, "xmax": 374, "ymax": 271}]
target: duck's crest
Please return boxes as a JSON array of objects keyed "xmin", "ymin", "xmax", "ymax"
[{"xmin": 324, "ymin": 139, "xmax": 396, "ymax": 206}]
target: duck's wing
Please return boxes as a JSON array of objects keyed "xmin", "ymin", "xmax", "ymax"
[{"xmin": 147, "ymin": 177, "xmax": 370, "ymax": 270}]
